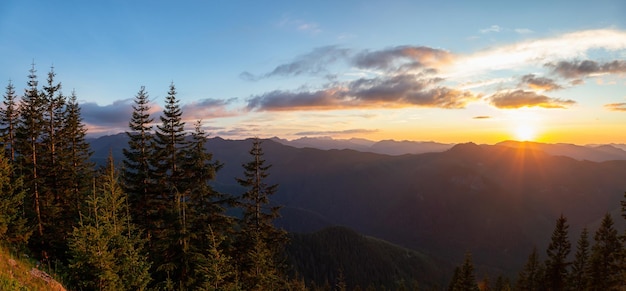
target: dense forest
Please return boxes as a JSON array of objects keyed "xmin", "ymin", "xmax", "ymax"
[{"xmin": 1, "ymin": 65, "xmax": 626, "ymax": 290}]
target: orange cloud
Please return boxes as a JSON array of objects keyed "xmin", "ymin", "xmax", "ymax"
[
  {"xmin": 604, "ymin": 102, "xmax": 626, "ymax": 111},
  {"xmin": 489, "ymin": 90, "xmax": 575, "ymax": 109}
]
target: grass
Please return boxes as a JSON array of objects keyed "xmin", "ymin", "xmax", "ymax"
[{"xmin": 0, "ymin": 246, "xmax": 65, "ymax": 291}]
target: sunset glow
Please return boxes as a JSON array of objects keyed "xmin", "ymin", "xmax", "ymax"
[
  {"xmin": 514, "ymin": 125, "xmax": 537, "ymax": 141},
  {"xmin": 1, "ymin": 1, "xmax": 625, "ymax": 145}
]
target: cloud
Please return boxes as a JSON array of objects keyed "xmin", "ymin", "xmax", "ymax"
[
  {"xmin": 241, "ymin": 46, "xmax": 350, "ymax": 80},
  {"xmin": 489, "ymin": 90, "xmax": 575, "ymax": 109},
  {"xmin": 277, "ymin": 16, "xmax": 322, "ymax": 34},
  {"xmin": 81, "ymin": 98, "xmax": 162, "ymax": 136},
  {"xmin": 242, "ymin": 45, "xmax": 452, "ymax": 81},
  {"xmin": 81, "ymin": 99, "xmax": 136, "ymax": 128},
  {"xmin": 352, "ymin": 46, "xmax": 453, "ymax": 71},
  {"xmin": 447, "ymin": 29, "xmax": 626, "ymax": 78},
  {"xmin": 473, "ymin": 116, "xmax": 492, "ymax": 119},
  {"xmin": 519, "ymin": 74, "xmax": 563, "ymax": 91},
  {"xmin": 246, "ymin": 74, "xmax": 479, "ymax": 111},
  {"xmin": 295, "ymin": 128, "xmax": 378, "ymax": 136},
  {"xmin": 604, "ymin": 102, "xmax": 626, "ymax": 111},
  {"xmin": 480, "ymin": 25, "xmax": 502, "ymax": 33},
  {"xmin": 547, "ymin": 60, "xmax": 626, "ymax": 79},
  {"xmin": 515, "ymin": 28, "xmax": 534, "ymax": 34},
  {"xmin": 182, "ymin": 97, "xmax": 239, "ymax": 119}
]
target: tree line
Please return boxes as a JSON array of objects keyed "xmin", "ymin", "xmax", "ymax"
[
  {"xmin": 0, "ymin": 64, "xmax": 294, "ymax": 290},
  {"xmin": 448, "ymin": 202, "xmax": 626, "ymax": 291}
]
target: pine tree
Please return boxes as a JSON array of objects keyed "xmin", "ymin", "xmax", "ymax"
[
  {"xmin": 149, "ymin": 83, "xmax": 191, "ymax": 288},
  {"xmin": 68, "ymin": 154, "xmax": 151, "ymax": 291},
  {"xmin": 0, "ymin": 80, "xmax": 19, "ymax": 162},
  {"xmin": 184, "ymin": 121, "xmax": 236, "ymax": 289},
  {"xmin": 236, "ymin": 137, "xmax": 288, "ymax": 290},
  {"xmin": 60, "ymin": 90, "xmax": 94, "ymax": 218},
  {"xmin": 493, "ymin": 275, "xmax": 511, "ymax": 291},
  {"xmin": 586, "ymin": 213, "xmax": 622, "ymax": 290},
  {"xmin": 122, "ymin": 86, "xmax": 154, "ymax": 230},
  {"xmin": 15, "ymin": 63, "xmax": 48, "ymax": 259},
  {"xmin": 0, "ymin": 153, "xmax": 31, "ymax": 249},
  {"xmin": 516, "ymin": 247, "xmax": 544, "ymax": 291},
  {"xmin": 449, "ymin": 252, "xmax": 479, "ymax": 291},
  {"xmin": 568, "ymin": 227, "xmax": 590, "ymax": 290},
  {"xmin": 543, "ymin": 214, "xmax": 570, "ymax": 291},
  {"xmin": 195, "ymin": 225, "xmax": 238, "ymax": 291}
]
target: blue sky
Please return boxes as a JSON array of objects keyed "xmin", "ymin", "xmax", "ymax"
[{"xmin": 1, "ymin": 1, "xmax": 626, "ymax": 143}]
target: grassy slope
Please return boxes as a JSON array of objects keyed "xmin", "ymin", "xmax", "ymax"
[{"xmin": 0, "ymin": 246, "xmax": 65, "ymax": 291}]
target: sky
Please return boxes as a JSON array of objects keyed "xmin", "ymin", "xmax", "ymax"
[{"xmin": 1, "ymin": 0, "xmax": 626, "ymax": 144}]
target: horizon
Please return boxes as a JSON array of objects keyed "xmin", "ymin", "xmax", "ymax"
[
  {"xmin": 2, "ymin": 1, "xmax": 626, "ymax": 144},
  {"xmin": 86, "ymin": 131, "xmax": 626, "ymax": 148}
]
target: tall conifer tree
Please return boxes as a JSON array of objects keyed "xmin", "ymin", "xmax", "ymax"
[
  {"xmin": 0, "ymin": 80, "xmax": 19, "ymax": 162},
  {"xmin": 15, "ymin": 63, "xmax": 47, "ymax": 259},
  {"xmin": 149, "ymin": 83, "xmax": 194, "ymax": 288},
  {"xmin": 586, "ymin": 213, "xmax": 622, "ymax": 290},
  {"xmin": 568, "ymin": 227, "xmax": 590, "ymax": 290},
  {"xmin": 60, "ymin": 90, "xmax": 93, "ymax": 223},
  {"xmin": 449, "ymin": 253, "xmax": 479, "ymax": 291},
  {"xmin": 122, "ymin": 86, "xmax": 154, "ymax": 230},
  {"xmin": 544, "ymin": 214, "xmax": 570, "ymax": 291},
  {"xmin": 236, "ymin": 137, "xmax": 287, "ymax": 289},
  {"xmin": 516, "ymin": 247, "xmax": 544, "ymax": 291}
]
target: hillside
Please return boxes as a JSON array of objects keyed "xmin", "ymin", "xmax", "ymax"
[
  {"xmin": 0, "ymin": 247, "xmax": 65, "ymax": 291},
  {"xmin": 89, "ymin": 135, "xmax": 626, "ymax": 275},
  {"xmin": 286, "ymin": 226, "xmax": 448, "ymax": 290}
]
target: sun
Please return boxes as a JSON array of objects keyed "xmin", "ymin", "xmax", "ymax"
[{"xmin": 514, "ymin": 124, "xmax": 537, "ymax": 141}]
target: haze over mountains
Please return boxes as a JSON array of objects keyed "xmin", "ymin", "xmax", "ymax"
[
  {"xmin": 269, "ymin": 136, "xmax": 626, "ymax": 162},
  {"xmin": 88, "ymin": 134, "xmax": 626, "ymax": 280}
]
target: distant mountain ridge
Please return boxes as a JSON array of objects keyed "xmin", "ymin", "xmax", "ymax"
[
  {"xmin": 497, "ymin": 140, "xmax": 626, "ymax": 162},
  {"xmin": 270, "ymin": 136, "xmax": 626, "ymax": 161},
  {"xmin": 87, "ymin": 134, "xmax": 626, "ymax": 277},
  {"xmin": 271, "ymin": 136, "xmax": 454, "ymax": 156}
]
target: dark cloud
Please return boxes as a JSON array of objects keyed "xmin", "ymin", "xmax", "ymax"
[
  {"xmin": 547, "ymin": 60, "xmax": 626, "ymax": 79},
  {"xmin": 295, "ymin": 128, "xmax": 378, "ymax": 136},
  {"xmin": 352, "ymin": 46, "xmax": 451, "ymax": 71},
  {"xmin": 81, "ymin": 99, "xmax": 135, "ymax": 127},
  {"xmin": 241, "ymin": 45, "xmax": 451, "ymax": 81},
  {"xmin": 473, "ymin": 116, "xmax": 491, "ymax": 119},
  {"xmin": 604, "ymin": 103, "xmax": 626, "ymax": 111},
  {"xmin": 489, "ymin": 90, "xmax": 575, "ymax": 109},
  {"xmin": 247, "ymin": 74, "xmax": 478, "ymax": 111},
  {"xmin": 182, "ymin": 97, "xmax": 238, "ymax": 119},
  {"xmin": 241, "ymin": 46, "xmax": 350, "ymax": 81},
  {"xmin": 519, "ymin": 74, "xmax": 562, "ymax": 91}
]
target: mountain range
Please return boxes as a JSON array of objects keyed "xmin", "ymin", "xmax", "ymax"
[{"xmin": 87, "ymin": 134, "xmax": 626, "ymax": 280}]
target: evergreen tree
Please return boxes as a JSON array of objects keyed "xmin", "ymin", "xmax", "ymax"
[
  {"xmin": 122, "ymin": 86, "xmax": 154, "ymax": 230},
  {"xmin": 68, "ymin": 154, "xmax": 151, "ymax": 291},
  {"xmin": 586, "ymin": 213, "xmax": 622, "ymax": 290},
  {"xmin": 543, "ymin": 214, "xmax": 570, "ymax": 291},
  {"xmin": 0, "ymin": 153, "xmax": 31, "ymax": 249},
  {"xmin": 0, "ymin": 80, "xmax": 19, "ymax": 161},
  {"xmin": 449, "ymin": 252, "xmax": 479, "ymax": 291},
  {"xmin": 194, "ymin": 225, "xmax": 238, "ymax": 291},
  {"xmin": 60, "ymin": 90, "xmax": 94, "ymax": 218},
  {"xmin": 184, "ymin": 121, "xmax": 236, "ymax": 289},
  {"xmin": 568, "ymin": 227, "xmax": 590, "ymax": 290},
  {"xmin": 149, "ymin": 83, "xmax": 191, "ymax": 288},
  {"xmin": 236, "ymin": 137, "xmax": 288, "ymax": 290},
  {"xmin": 38, "ymin": 67, "xmax": 81, "ymax": 262},
  {"xmin": 516, "ymin": 247, "xmax": 544, "ymax": 291},
  {"xmin": 493, "ymin": 275, "xmax": 511, "ymax": 291},
  {"xmin": 15, "ymin": 63, "xmax": 48, "ymax": 259}
]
